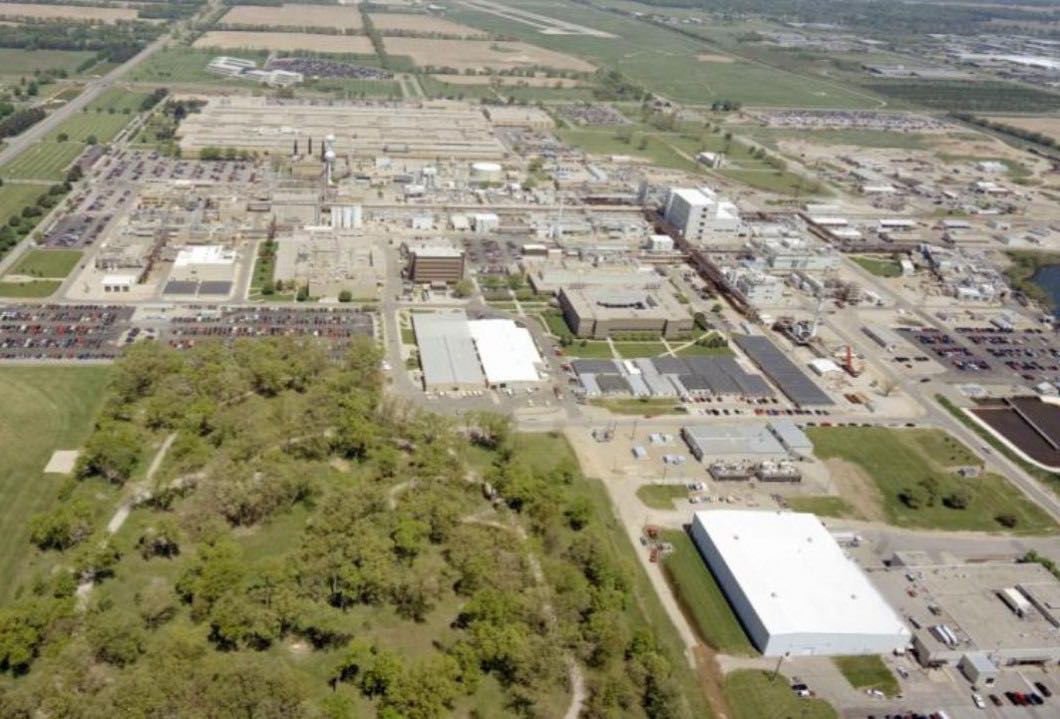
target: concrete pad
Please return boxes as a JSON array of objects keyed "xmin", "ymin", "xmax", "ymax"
[{"xmin": 43, "ymin": 449, "xmax": 79, "ymax": 474}]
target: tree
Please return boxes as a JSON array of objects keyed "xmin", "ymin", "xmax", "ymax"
[
  {"xmin": 453, "ymin": 278, "xmax": 474, "ymax": 298},
  {"xmin": 337, "ymin": 289, "xmax": 352, "ymax": 303},
  {"xmin": 136, "ymin": 578, "xmax": 177, "ymax": 629},
  {"xmin": 78, "ymin": 421, "xmax": 142, "ymax": 484},
  {"xmin": 87, "ymin": 611, "xmax": 145, "ymax": 667},
  {"xmin": 28, "ymin": 500, "xmax": 93, "ymax": 550},
  {"xmin": 56, "ymin": 132, "xmax": 68, "ymax": 142},
  {"xmin": 85, "ymin": 135, "xmax": 97, "ymax": 145}
]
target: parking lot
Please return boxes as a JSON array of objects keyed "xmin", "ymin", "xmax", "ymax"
[
  {"xmin": 0, "ymin": 304, "xmax": 134, "ymax": 360},
  {"xmin": 897, "ymin": 326, "xmax": 1060, "ymax": 385},
  {"xmin": 97, "ymin": 150, "xmax": 261, "ymax": 185}
]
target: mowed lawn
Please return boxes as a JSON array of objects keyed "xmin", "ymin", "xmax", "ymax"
[
  {"xmin": 0, "ymin": 182, "xmax": 44, "ymax": 225},
  {"xmin": 10, "ymin": 249, "xmax": 82, "ymax": 278},
  {"xmin": 807, "ymin": 427, "xmax": 1057, "ymax": 533},
  {"xmin": 660, "ymin": 529, "xmax": 756, "ymax": 655},
  {"xmin": 0, "ymin": 366, "xmax": 111, "ymax": 597},
  {"xmin": 725, "ymin": 670, "xmax": 837, "ymax": 719},
  {"xmin": 46, "ymin": 92, "xmax": 148, "ymax": 144},
  {"xmin": 0, "ymin": 141, "xmax": 84, "ymax": 181},
  {"xmin": 0, "ymin": 48, "xmax": 95, "ymax": 80}
]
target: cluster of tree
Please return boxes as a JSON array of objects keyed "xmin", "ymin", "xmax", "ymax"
[
  {"xmin": 0, "ymin": 337, "xmax": 700, "ymax": 717},
  {"xmin": 593, "ymin": 68, "xmax": 648, "ymax": 102},
  {"xmin": 0, "ymin": 21, "xmax": 163, "ymax": 60},
  {"xmin": 709, "ymin": 99, "xmax": 742, "ymax": 112},
  {"xmin": 0, "ymin": 179, "xmax": 73, "ymax": 258},
  {"xmin": 952, "ymin": 112, "xmax": 1058, "ymax": 150},
  {"xmin": 359, "ymin": 9, "xmax": 390, "ymax": 71},
  {"xmin": 137, "ymin": 0, "xmax": 205, "ymax": 20},
  {"xmin": 0, "ymin": 107, "xmax": 44, "ymax": 139},
  {"xmin": 865, "ymin": 80, "xmax": 1060, "ymax": 114},
  {"xmin": 198, "ymin": 146, "xmax": 257, "ymax": 161},
  {"xmin": 139, "ymin": 87, "xmax": 169, "ymax": 113}
]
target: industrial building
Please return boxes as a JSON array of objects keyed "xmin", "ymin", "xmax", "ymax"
[
  {"xmin": 691, "ymin": 511, "xmax": 911, "ymax": 656},
  {"xmin": 412, "ymin": 311, "xmax": 484, "ymax": 390},
  {"xmin": 681, "ymin": 425, "xmax": 788, "ymax": 463},
  {"xmin": 733, "ymin": 335, "xmax": 834, "ymax": 407},
  {"xmin": 873, "ymin": 561, "xmax": 1060, "ymax": 667},
  {"xmin": 662, "ymin": 187, "xmax": 741, "ymax": 243},
  {"xmin": 405, "ymin": 241, "xmax": 465, "ymax": 284},
  {"xmin": 571, "ymin": 356, "xmax": 774, "ymax": 401},
  {"xmin": 274, "ymin": 228, "xmax": 380, "ymax": 300},
  {"xmin": 558, "ymin": 286, "xmax": 693, "ymax": 339},
  {"xmin": 467, "ymin": 319, "xmax": 543, "ymax": 387}
]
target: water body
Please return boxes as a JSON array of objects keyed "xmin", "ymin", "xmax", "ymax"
[{"xmin": 1031, "ymin": 264, "xmax": 1060, "ymax": 316}]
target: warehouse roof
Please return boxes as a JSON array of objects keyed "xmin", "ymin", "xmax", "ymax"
[
  {"xmin": 733, "ymin": 335, "xmax": 833, "ymax": 406},
  {"xmin": 413, "ymin": 312, "xmax": 484, "ymax": 388},
  {"xmin": 694, "ymin": 511, "xmax": 909, "ymax": 640},
  {"xmin": 682, "ymin": 424, "xmax": 787, "ymax": 457},
  {"xmin": 468, "ymin": 319, "xmax": 542, "ymax": 385}
]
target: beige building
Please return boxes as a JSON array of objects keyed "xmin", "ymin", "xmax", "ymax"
[{"xmin": 559, "ymin": 286, "xmax": 693, "ymax": 339}]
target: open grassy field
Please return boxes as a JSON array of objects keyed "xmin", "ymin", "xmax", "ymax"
[
  {"xmin": 0, "ymin": 181, "xmax": 43, "ymax": 225},
  {"xmin": 636, "ymin": 484, "xmax": 688, "ymax": 509},
  {"xmin": 0, "ymin": 2, "xmax": 134, "ymax": 23},
  {"xmin": 383, "ymin": 37, "xmax": 594, "ymax": 72},
  {"xmin": 0, "ymin": 280, "xmax": 61, "ymax": 297},
  {"xmin": 590, "ymin": 397, "xmax": 684, "ymax": 415},
  {"xmin": 194, "ymin": 31, "xmax": 375, "ymax": 54},
  {"xmin": 659, "ymin": 529, "xmax": 756, "ymax": 655},
  {"xmin": 612, "ymin": 341, "xmax": 669, "ymax": 358},
  {"xmin": 131, "ymin": 47, "xmax": 270, "ymax": 84},
  {"xmin": 0, "ymin": 141, "xmax": 83, "ymax": 181},
  {"xmin": 220, "ymin": 3, "xmax": 363, "ymax": 30},
  {"xmin": 834, "ymin": 655, "xmax": 899, "ymax": 697},
  {"xmin": 9, "ymin": 249, "xmax": 82, "ymax": 278},
  {"xmin": 0, "ymin": 48, "xmax": 95, "ymax": 78},
  {"xmin": 864, "ymin": 80, "xmax": 1060, "ymax": 113},
  {"xmin": 558, "ymin": 126, "xmax": 701, "ymax": 173},
  {"xmin": 786, "ymin": 495, "xmax": 857, "ymax": 518},
  {"xmin": 89, "ymin": 88, "xmax": 151, "ymax": 114},
  {"xmin": 744, "ymin": 127, "xmax": 937, "ymax": 151},
  {"xmin": 47, "ymin": 108, "xmax": 137, "ymax": 144},
  {"xmin": 445, "ymin": 0, "xmax": 878, "ymax": 107},
  {"xmin": 852, "ymin": 254, "xmax": 903, "ymax": 278},
  {"xmin": 807, "ymin": 426, "xmax": 1057, "ymax": 533},
  {"xmin": 985, "ymin": 115, "xmax": 1060, "ymax": 141},
  {"xmin": 0, "ymin": 365, "xmax": 111, "ymax": 598},
  {"xmin": 724, "ymin": 670, "xmax": 837, "ymax": 719}
]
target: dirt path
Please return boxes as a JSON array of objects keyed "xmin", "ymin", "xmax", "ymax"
[
  {"xmin": 77, "ymin": 432, "xmax": 177, "ymax": 608},
  {"xmin": 462, "ymin": 513, "xmax": 587, "ymax": 719}
]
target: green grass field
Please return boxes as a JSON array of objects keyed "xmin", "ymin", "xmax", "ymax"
[
  {"xmin": 557, "ymin": 126, "xmax": 702, "ymax": 173},
  {"xmin": 807, "ymin": 427, "xmax": 1057, "ymax": 533},
  {"xmin": 47, "ymin": 110, "xmax": 134, "ymax": 144},
  {"xmin": 724, "ymin": 670, "xmax": 837, "ymax": 719},
  {"xmin": 0, "ymin": 48, "xmax": 95, "ymax": 79},
  {"xmin": 562, "ymin": 340, "xmax": 615, "ymax": 359},
  {"xmin": 744, "ymin": 127, "xmax": 935, "ymax": 151},
  {"xmin": 0, "ymin": 141, "xmax": 84, "ymax": 181},
  {"xmin": 612, "ymin": 341, "xmax": 668, "ymax": 358},
  {"xmin": 0, "ymin": 182, "xmax": 43, "ymax": 225},
  {"xmin": 660, "ymin": 529, "xmax": 756, "ymax": 655},
  {"xmin": 636, "ymin": 484, "xmax": 687, "ymax": 509},
  {"xmin": 0, "ymin": 280, "xmax": 62, "ymax": 297},
  {"xmin": 589, "ymin": 397, "xmax": 684, "ymax": 415},
  {"xmin": 0, "ymin": 366, "xmax": 112, "ymax": 598},
  {"xmin": 834, "ymin": 655, "xmax": 899, "ymax": 697},
  {"xmin": 786, "ymin": 495, "xmax": 857, "ymax": 518},
  {"xmin": 88, "ymin": 88, "xmax": 151, "ymax": 113},
  {"xmin": 852, "ymin": 255, "xmax": 902, "ymax": 278},
  {"xmin": 130, "ymin": 47, "xmax": 269, "ymax": 84},
  {"xmin": 9, "ymin": 249, "xmax": 82, "ymax": 278},
  {"xmin": 445, "ymin": 0, "xmax": 878, "ymax": 107}
]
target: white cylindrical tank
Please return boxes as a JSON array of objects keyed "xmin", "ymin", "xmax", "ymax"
[
  {"xmin": 351, "ymin": 205, "xmax": 363, "ymax": 228},
  {"xmin": 470, "ymin": 161, "xmax": 503, "ymax": 183}
]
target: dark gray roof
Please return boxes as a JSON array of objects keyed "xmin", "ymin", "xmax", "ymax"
[
  {"xmin": 651, "ymin": 357, "xmax": 688, "ymax": 375},
  {"xmin": 572, "ymin": 359, "xmax": 618, "ymax": 375},
  {"xmin": 163, "ymin": 280, "xmax": 198, "ymax": 295},
  {"xmin": 595, "ymin": 373, "xmax": 630, "ymax": 394},
  {"xmin": 198, "ymin": 281, "xmax": 232, "ymax": 296},
  {"xmin": 733, "ymin": 335, "xmax": 834, "ymax": 406}
]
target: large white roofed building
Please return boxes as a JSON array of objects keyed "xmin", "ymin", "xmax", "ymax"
[
  {"xmin": 690, "ymin": 510, "xmax": 910, "ymax": 656},
  {"xmin": 468, "ymin": 319, "xmax": 543, "ymax": 386}
]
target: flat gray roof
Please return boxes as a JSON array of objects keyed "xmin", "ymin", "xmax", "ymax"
[{"xmin": 413, "ymin": 312, "xmax": 484, "ymax": 388}]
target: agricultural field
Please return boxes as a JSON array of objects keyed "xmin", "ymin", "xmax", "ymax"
[
  {"xmin": 381, "ymin": 37, "xmax": 595, "ymax": 72},
  {"xmin": 194, "ymin": 31, "xmax": 375, "ymax": 54},
  {"xmin": 0, "ymin": 2, "xmax": 135, "ymax": 23},
  {"xmin": 219, "ymin": 3, "xmax": 362, "ymax": 30},
  {"xmin": 807, "ymin": 426, "xmax": 1057, "ymax": 533},
  {"xmin": 371, "ymin": 12, "xmax": 488, "ymax": 36},
  {"xmin": 0, "ymin": 365, "xmax": 112, "ymax": 596},
  {"xmin": 0, "ymin": 141, "xmax": 84, "ymax": 181},
  {"xmin": 985, "ymin": 115, "xmax": 1060, "ymax": 141},
  {"xmin": 9, "ymin": 249, "xmax": 82, "ymax": 279},
  {"xmin": 130, "ymin": 47, "xmax": 269, "ymax": 85}
]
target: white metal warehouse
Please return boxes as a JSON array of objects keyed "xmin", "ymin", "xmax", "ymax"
[{"xmin": 690, "ymin": 510, "xmax": 910, "ymax": 656}]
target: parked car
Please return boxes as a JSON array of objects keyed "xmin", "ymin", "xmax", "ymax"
[{"xmin": 1035, "ymin": 682, "xmax": 1052, "ymax": 698}]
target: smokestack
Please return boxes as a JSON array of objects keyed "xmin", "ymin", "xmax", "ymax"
[
  {"xmin": 293, "ymin": 139, "xmax": 298, "ymax": 156},
  {"xmin": 308, "ymin": 137, "xmax": 313, "ymax": 155}
]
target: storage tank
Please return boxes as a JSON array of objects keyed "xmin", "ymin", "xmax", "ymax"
[{"xmin": 470, "ymin": 161, "xmax": 503, "ymax": 183}]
